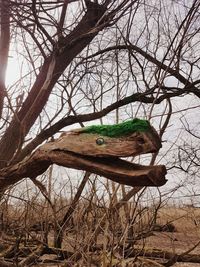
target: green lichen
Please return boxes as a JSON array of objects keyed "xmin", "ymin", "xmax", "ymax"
[{"xmin": 83, "ymin": 118, "xmax": 150, "ymax": 138}]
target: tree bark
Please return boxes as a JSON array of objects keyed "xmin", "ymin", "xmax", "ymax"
[
  {"xmin": 0, "ymin": 2, "xmax": 107, "ymax": 168},
  {"xmin": 0, "ymin": 137, "xmax": 167, "ymax": 193}
]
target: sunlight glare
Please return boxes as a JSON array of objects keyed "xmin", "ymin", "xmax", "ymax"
[{"xmin": 5, "ymin": 56, "xmax": 21, "ymax": 86}]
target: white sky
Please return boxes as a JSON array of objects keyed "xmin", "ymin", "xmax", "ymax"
[
  {"xmin": 6, "ymin": 56, "xmax": 21, "ymax": 86},
  {"xmin": 4, "ymin": 0, "xmax": 200, "ymax": 206}
]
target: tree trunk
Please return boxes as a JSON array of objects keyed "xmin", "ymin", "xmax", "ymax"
[{"xmin": 0, "ymin": 2, "xmax": 107, "ymax": 168}]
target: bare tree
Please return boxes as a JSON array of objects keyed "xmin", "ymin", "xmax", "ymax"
[
  {"xmin": 0, "ymin": 0, "xmax": 199, "ymax": 192},
  {"xmin": 0, "ymin": 0, "xmax": 200, "ymax": 265}
]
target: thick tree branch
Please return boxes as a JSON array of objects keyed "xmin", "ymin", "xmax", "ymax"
[
  {"xmin": 0, "ymin": 131, "xmax": 167, "ymax": 193},
  {"xmin": 16, "ymin": 90, "xmax": 185, "ymax": 162},
  {"xmin": 0, "ymin": 2, "xmax": 107, "ymax": 168}
]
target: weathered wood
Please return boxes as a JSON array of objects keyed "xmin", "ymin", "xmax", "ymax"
[
  {"xmin": 0, "ymin": 149, "xmax": 166, "ymax": 191},
  {"xmin": 0, "ymin": 124, "xmax": 167, "ymax": 191},
  {"xmin": 46, "ymin": 126, "xmax": 162, "ymax": 157},
  {"xmin": 0, "ymin": 120, "xmax": 167, "ymax": 193}
]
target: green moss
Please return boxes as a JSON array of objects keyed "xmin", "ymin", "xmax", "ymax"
[{"xmin": 83, "ymin": 118, "xmax": 150, "ymax": 137}]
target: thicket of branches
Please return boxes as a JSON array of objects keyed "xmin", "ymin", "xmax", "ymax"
[{"xmin": 0, "ymin": 0, "xmax": 200, "ymax": 266}]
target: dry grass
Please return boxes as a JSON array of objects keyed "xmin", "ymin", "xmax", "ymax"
[{"xmin": 1, "ymin": 198, "xmax": 200, "ymax": 266}]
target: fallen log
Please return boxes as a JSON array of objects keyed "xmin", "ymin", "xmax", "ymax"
[
  {"xmin": 19, "ymin": 245, "xmax": 45, "ymax": 267},
  {"xmin": 1, "ymin": 244, "xmax": 200, "ymax": 266}
]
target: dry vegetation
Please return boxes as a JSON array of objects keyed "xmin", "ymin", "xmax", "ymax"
[
  {"xmin": 0, "ymin": 0, "xmax": 200, "ymax": 266},
  {"xmin": 1, "ymin": 185, "xmax": 200, "ymax": 267}
]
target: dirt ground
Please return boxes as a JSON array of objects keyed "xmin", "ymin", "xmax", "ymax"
[
  {"xmin": 141, "ymin": 231, "xmax": 200, "ymax": 254},
  {"xmin": 137, "ymin": 206, "xmax": 200, "ymax": 267},
  {"xmin": 140, "ymin": 231, "xmax": 200, "ymax": 267}
]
